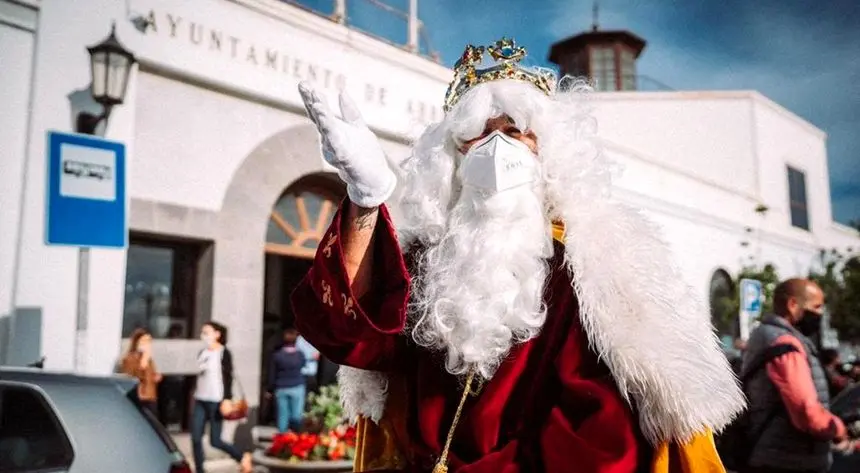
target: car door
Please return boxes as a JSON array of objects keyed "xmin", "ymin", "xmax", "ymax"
[{"xmin": 0, "ymin": 381, "xmax": 75, "ymax": 472}]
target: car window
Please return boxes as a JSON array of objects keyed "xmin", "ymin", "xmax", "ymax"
[{"xmin": 0, "ymin": 384, "xmax": 75, "ymax": 472}]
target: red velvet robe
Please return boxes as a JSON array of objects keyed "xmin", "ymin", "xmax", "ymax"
[{"xmin": 291, "ymin": 203, "xmax": 648, "ymax": 472}]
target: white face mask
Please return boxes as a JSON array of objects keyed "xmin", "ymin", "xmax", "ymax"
[
  {"xmin": 460, "ymin": 130, "xmax": 537, "ymax": 194},
  {"xmin": 201, "ymin": 334, "xmax": 214, "ymax": 345}
]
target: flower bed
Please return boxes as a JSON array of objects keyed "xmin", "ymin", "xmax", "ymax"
[
  {"xmin": 260, "ymin": 385, "xmax": 356, "ymax": 470},
  {"xmin": 267, "ymin": 426, "xmax": 357, "ymax": 462}
]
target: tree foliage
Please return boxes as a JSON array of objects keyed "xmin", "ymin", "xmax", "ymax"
[
  {"xmin": 710, "ymin": 246, "xmax": 860, "ymax": 345},
  {"xmin": 809, "ymin": 249, "xmax": 860, "ymax": 342},
  {"xmin": 712, "ymin": 263, "xmax": 780, "ymax": 338}
]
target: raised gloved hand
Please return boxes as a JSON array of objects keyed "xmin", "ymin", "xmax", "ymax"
[{"xmin": 298, "ymin": 82, "xmax": 396, "ymax": 208}]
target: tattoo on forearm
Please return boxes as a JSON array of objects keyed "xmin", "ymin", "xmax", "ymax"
[{"xmin": 353, "ymin": 207, "xmax": 377, "ymax": 231}]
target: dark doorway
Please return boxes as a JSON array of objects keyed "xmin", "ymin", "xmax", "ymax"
[{"xmin": 258, "ymin": 254, "xmax": 313, "ymax": 425}]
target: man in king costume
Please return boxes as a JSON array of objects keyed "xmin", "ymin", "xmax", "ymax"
[{"xmin": 291, "ymin": 38, "xmax": 745, "ymax": 473}]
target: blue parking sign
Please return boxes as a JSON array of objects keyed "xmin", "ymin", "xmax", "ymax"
[
  {"xmin": 740, "ymin": 278, "xmax": 763, "ymax": 315},
  {"xmin": 45, "ymin": 131, "xmax": 127, "ymax": 248}
]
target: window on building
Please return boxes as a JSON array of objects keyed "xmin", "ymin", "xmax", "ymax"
[
  {"xmin": 590, "ymin": 46, "xmax": 617, "ymax": 91},
  {"xmin": 0, "ymin": 385, "xmax": 75, "ymax": 471},
  {"xmin": 122, "ymin": 236, "xmax": 211, "ymax": 339},
  {"xmin": 563, "ymin": 50, "xmax": 589, "ymax": 78},
  {"xmin": 787, "ymin": 166, "xmax": 810, "ymax": 230},
  {"xmin": 266, "ymin": 184, "xmax": 341, "ymax": 259},
  {"xmin": 619, "ymin": 49, "xmax": 636, "ymax": 91}
]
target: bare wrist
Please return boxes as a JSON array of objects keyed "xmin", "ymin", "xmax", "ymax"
[{"xmin": 348, "ymin": 203, "xmax": 379, "ymax": 231}]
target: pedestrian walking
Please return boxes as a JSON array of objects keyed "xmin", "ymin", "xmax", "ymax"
[
  {"xmin": 120, "ymin": 328, "xmax": 162, "ymax": 416},
  {"xmin": 191, "ymin": 321, "xmax": 251, "ymax": 473}
]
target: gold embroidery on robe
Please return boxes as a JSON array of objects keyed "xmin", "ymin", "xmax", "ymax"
[
  {"xmin": 321, "ymin": 280, "xmax": 334, "ymax": 307},
  {"xmin": 343, "ymin": 294, "xmax": 357, "ymax": 320},
  {"xmin": 323, "ymin": 233, "xmax": 338, "ymax": 258}
]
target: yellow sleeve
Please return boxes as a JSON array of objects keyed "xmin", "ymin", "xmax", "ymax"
[{"xmin": 651, "ymin": 430, "xmax": 726, "ymax": 473}]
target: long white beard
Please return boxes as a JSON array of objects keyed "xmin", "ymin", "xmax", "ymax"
[
  {"xmin": 408, "ymin": 181, "xmax": 553, "ymax": 380},
  {"xmin": 340, "ymin": 79, "xmax": 744, "ymax": 442}
]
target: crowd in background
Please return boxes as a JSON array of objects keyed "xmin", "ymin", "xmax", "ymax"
[
  {"xmin": 719, "ymin": 278, "xmax": 860, "ymax": 473},
  {"xmin": 116, "ymin": 279, "xmax": 860, "ymax": 472}
]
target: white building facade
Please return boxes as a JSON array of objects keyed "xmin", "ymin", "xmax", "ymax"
[
  {"xmin": 2, "ymin": 0, "xmax": 858, "ymax": 432},
  {"xmin": 600, "ymin": 90, "xmax": 858, "ymax": 293}
]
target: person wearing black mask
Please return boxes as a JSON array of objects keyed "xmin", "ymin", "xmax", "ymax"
[{"xmin": 739, "ymin": 279, "xmax": 857, "ymax": 473}]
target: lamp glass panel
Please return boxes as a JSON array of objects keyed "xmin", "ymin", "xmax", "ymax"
[
  {"xmin": 107, "ymin": 52, "xmax": 131, "ymax": 102},
  {"xmin": 90, "ymin": 51, "xmax": 108, "ymax": 98}
]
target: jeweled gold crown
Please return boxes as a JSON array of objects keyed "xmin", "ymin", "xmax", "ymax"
[{"xmin": 442, "ymin": 37, "xmax": 556, "ymax": 113}]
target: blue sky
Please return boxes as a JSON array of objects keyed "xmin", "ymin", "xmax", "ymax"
[{"xmin": 294, "ymin": 0, "xmax": 859, "ymax": 225}]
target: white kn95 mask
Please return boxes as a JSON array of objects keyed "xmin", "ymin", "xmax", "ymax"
[{"xmin": 459, "ymin": 130, "xmax": 537, "ymax": 194}]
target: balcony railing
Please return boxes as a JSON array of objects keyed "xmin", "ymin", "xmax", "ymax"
[{"xmin": 279, "ymin": 0, "xmax": 441, "ymax": 62}]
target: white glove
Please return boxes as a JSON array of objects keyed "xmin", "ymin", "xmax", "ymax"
[{"xmin": 298, "ymin": 82, "xmax": 396, "ymax": 208}]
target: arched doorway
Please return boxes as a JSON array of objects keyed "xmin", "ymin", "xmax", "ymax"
[
  {"xmin": 259, "ymin": 174, "xmax": 343, "ymax": 424},
  {"xmin": 262, "ymin": 175, "xmax": 342, "ymax": 319},
  {"xmin": 709, "ymin": 269, "xmax": 736, "ymax": 341}
]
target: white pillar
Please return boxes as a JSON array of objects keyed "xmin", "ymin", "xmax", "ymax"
[
  {"xmin": 407, "ymin": 0, "xmax": 418, "ymax": 52},
  {"xmin": 333, "ymin": 0, "xmax": 346, "ymax": 24}
]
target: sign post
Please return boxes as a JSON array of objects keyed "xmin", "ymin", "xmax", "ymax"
[
  {"xmin": 46, "ymin": 131, "xmax": 127, "ymax": 372},
  {"xmin": 739, "ymin": 278, "xmax": 764, "ymax": 341}
]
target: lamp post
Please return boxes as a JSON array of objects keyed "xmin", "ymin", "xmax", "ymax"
[
  {"xmin": 72, "ymin": 22, "xmax": 135, "ymax": 373},
  {"xmin": 76, "ymin": 22, "xmax": 136, "ymax": 135}
]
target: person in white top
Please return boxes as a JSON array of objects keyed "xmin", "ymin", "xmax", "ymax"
[
  {"xmin": 295, "ymin": 334, "xmax": 320, "ymax": 392},
  {"xmin": 190, "ymin": 322, "xmax": 251, "ymax": 473}
]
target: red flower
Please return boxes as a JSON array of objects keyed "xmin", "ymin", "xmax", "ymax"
[
  {"xmin": 291, "ymin": 445, "xmax": 310, "ymax": 459},
  {"xmin": 329, "ymin": 442, "xmax": 345, "ymax": 461},
  {"xmin": 341, "ymin": 426, "xmax": 357, "ymax": 447},
  {"xmin": 267, "ymin": 426, "xmax": 357, "ymax": 462}
]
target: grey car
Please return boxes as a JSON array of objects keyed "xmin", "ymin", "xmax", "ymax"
[{"xmin": 0, "ymin": 367, "xmax": 191, "ymax": 473}]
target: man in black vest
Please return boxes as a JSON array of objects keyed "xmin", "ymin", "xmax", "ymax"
[{"xmin": 741, "ymin": 278, "xmax": 856, "ymax": 473}]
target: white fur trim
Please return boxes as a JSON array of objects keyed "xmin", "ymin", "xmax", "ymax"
[
  {"xmin": 337, "ymin": 366, "xmax": 388, "ymax": 423},
  {"xmin": 561, "ymin": 200, "xmax": 745, "ymax": 444}
]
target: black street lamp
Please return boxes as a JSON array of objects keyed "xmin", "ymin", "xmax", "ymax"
[{"xmin": 76, "ymin": 22, "xmax": 136, "ymax": 135}]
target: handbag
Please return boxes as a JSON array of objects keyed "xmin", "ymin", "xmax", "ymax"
[{"xmin": 222, "ymin": 371, "xmax": 249, "ymax": 421}]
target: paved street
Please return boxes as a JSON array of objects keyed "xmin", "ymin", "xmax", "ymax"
[
  {"xmin": 174, "ymin": 432, "xmax": 236, "ymax": 472},
  {"xmin": 174, "ymin": 428, "xmax": 276, "ymax": 473},
  {"xmin": 201, "ymin": 459, "xmax": 245, "ymax": 473}
]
